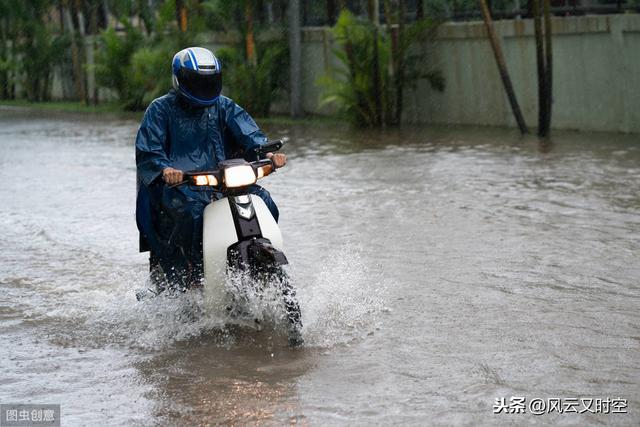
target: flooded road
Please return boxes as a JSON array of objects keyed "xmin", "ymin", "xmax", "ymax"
[{"xmin": 1, "ymin": 108, "xmax": 639, "ymax": 426}]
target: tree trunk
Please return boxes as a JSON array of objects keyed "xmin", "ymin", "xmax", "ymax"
[
  {"xmin": 532, "ymin": 0, "xmax": 546, "ymax": 135},
  {"xmin": 8, "ymin": 22, "xmax": 14, "ymax": 100},
  {"xmin": 176, "ymin": 0, "xmax": 187, "ymax": 33},
  {"xmin": 395, "ymin": 0, "xmax": 406, "ymax": 126},
  {"xmin": 368, "ymin": 0, "xmax": 380, "ymax": 26},
  {"xmin": 327, "ymin": 0, "xmax": 337, "ymax": 25},
  {"xmin": 288, "ymin": 0, "xmax": 302, "ymax": 117},
  {"xmin": 63, "ymin": 1, "xmax": 86, "ymax": 102},
  {"xmin": 245, "ymin": 2, "xmax": 257, "ymax": 66},
  {"xmin": 417, "ymin": 0, "xmax": 424, "ymax": 19},
  {"xmin": 0, "ymin": 18, "xmax": 7, "ymax": 99},
  {"xmin": 382, "ymin": 0, "xmax": 395, "ymax": 125},
  {"xmin": 478, "ymin": 0, "xmax": 529, "ymax": 134},
  {"xmin": 43, "ymin": 69, "xmax": 51, "ymax": 101},
  {"xmin": 90, "ymin": 0, "xmax": 99, "ymax": 104},
  {"xmin": 75, "ymin": 0, "xmax": 89, "ymax": 105},
  {"xmin": 8, "ymin": 36, "xmax": 14, "ymax": 99},
  {"xmin": 369, "ymin": 0, "xmax": 382, "ymax": 127},
  {"xmin": 101, "ymin": 0, "xmax": 110, "ymax": 28},
  {"xmin": 542, "ymin": 0, "xmax": 552, "ymax": 135}
]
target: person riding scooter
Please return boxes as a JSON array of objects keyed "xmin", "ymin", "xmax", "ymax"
[{"xmin": 135, "ymin": 47, "xmax": 286, "ymax": 290}]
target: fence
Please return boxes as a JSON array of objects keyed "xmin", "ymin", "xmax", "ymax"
[{"xmin": 296, "ymin": 13, "xmax": 640, "ymax": 133}]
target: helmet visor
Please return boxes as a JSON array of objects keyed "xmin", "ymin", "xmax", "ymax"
[{"xmin": 178, "ymin": 68, "xmax": 222, "ymax": 101}]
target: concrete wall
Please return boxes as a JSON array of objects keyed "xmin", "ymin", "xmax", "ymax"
[
  {"xmin": 299, "ymin": 14, "xmax": 640, "ymax": 133},
  {"xmin": 47, "ymin": 14, "xmax": 640, "ymax": 133}
]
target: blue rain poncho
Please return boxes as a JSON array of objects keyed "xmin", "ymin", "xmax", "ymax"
[{"xmin": 135, "ymin": 90, "xmax": 278, "ymax": 283}]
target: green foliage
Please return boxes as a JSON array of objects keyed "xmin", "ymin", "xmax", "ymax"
[
  {"xmin": 203, "ymin": 0, "xmax": 289, "ymax": 116},
  {"xmin": 0, "ymin": 0, "xmax": 365, "ymax": 114},
  {"xmin": 216, "ymin": 41, "xmax": 288, "ymax": 117},
  {"xmin": 203, "ymin": 0, "xmax": 288, "ymax": 35},
  {"xmin": 17, "ymin": 24, "xmax": 68, "ymax": 101},
  {"xmin": 319, "ymin": 10, "xmax": 444, "ymax": 127},
  {"xmin": 95, "ymin": 0, "xmax": 205, "ymax": 110},
  {"xmin": 129, "ymin": 45, "xmax": 174, "ymax": 108},
  {"xmin": 94, "ymin": 23, "xmax": 144, "ymax": 108},
  {"xmin": 95, "ymin": 25, "xmax": 175, "ymax": 110},
  {"xmin": 0, "ymin": 58, "xmax": 15, "ymax": 75},
  {"xmin": 0, "ymin": 0, "xmax": 68, "ymax": 101},
  {"xmin": 318, "ymin": 12, "xmax": 386, "ymax": 127}
]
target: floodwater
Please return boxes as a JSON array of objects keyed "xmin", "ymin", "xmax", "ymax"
[{"xmin": 0, "ymin": 107, "xmax": 639, "ymax": 426}]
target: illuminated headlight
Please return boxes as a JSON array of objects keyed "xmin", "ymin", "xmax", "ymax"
[
  {"xmin": 193, "ymin": 174, "xmax": 218, "ymax": 186},
  {"xmin": 224, "ymin": 165, "xmax": 257, "ymax": 188}
]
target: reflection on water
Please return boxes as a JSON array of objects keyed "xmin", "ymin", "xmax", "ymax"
[
  {"xmin": 0, "ymin": 107, "xmax": 639, "ymax": 425},
  {"xmin": 138, "ymin": 340, "xmax": 312, "ymax": 425}
]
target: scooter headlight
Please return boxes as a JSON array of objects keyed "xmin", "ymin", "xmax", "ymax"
[
  {"xmin": 224, "ymin": 165, "xmax": 257, "ymax": 188},
  {"xmin": 193, "ymin": 174, "xmax": 219, "ymax": 186}
]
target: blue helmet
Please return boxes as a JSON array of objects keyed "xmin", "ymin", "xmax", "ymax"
[{"xmin": 172, "ymin": 47, "xmax": 222, "ymax": 107}]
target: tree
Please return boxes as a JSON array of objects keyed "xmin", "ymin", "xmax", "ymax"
[
  {"xmin": 319, "ymin": 8, "xmax": 444, "ymax": 127},
  {"xmin": 2, "ymin": 0, "xmax": 68, "ymax": 101},
  {"xmin": 94, "ymin": 0, "xmax": 204, "ymax": 110},
  {"xmin": 0, "ymin": 0, "xmax": 18, "ymax": 99},
  {"xmin": 477, "ymin": 0, "xmax": 528, "ymax": 134},
  {"xmin": 204, "ymin": 0, "xmax": 289, "ymax": 117},
  {"xmin": 62, "ymin": 0, "xmax": 87, "ymax": 103}
]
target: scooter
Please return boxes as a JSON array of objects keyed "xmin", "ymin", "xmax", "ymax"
[{"xmin": 140, "ymin": 140, "xmax": 303, "ymax": 347}]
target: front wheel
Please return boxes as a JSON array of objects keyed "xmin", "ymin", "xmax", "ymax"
[
  {"xmin": 250, "ymin": 264, "xmax": 303, "ymax": 347},
  {"xmin": 276, "ymin": 268, "xmax": 303, "ymax": 345}
]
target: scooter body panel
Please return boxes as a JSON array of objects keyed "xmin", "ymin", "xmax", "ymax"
[
  {"xmin": 252, "ymin": 195, "xmax": 283, "ymax": 250},
  {"xmin": 202, "ymin": 194, "xmax": 283, "ymax": 311}
]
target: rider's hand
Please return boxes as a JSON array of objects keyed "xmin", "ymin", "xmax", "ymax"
[
  {"xmin": 162, "ymin": 167, "xmax": 184, "ymax": 185},
  {"xmin": 267, "ymin": 152, "xmax": 287, "ymax": 169}
]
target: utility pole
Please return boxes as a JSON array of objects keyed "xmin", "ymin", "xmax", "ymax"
[
  {"xmin": 289, "ymin": 0, "xmax": 302, "ymax": 117},
  {"xmin": 478, "ymin": 0, "xmax": 529, "ymax": 134}
]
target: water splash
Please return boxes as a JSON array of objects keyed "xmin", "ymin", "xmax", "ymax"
[
  {"xmin": 86, "ymin": 244, "xmax": 384, "ymax": 350},
  {"xmin": 293, "ymin": 245, "xmax": 387, "ymax": 347},
  {"xmin": 13, "ymin": 237, "xmax": 386, "ymax": 351}
]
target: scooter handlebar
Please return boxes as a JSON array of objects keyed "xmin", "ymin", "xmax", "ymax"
[
  {"xmin": 170, "ymin": 158, "xmax": 277, "ymax": 189},
  {"xmin": 255, "ymin": 139, "xmax": 285, "ymax": 158},
  {"xmin": 168, "ymin": 140, "xmax": 285, "ymax": 189}
]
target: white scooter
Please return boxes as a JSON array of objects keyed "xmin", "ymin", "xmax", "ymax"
[{"xmin": 141, "ymin": 140, "xmax": 303, "ymax": 347}]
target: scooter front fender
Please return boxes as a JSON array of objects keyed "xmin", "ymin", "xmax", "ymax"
[
  {"xmin": 202, "ymin": 198, "xmax": 237, "ymax": 311},
  {"xmin": 202, "ymin": 195, "xmax": 283, "ymax": 312}
]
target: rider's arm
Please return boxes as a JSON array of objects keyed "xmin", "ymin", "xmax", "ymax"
[
  {"xmin": 222, "ymin": 98, "xmax": 268, "ymax": 162},
  {"xmin": 136, "ymin": 100, "xmax": 171, "ymax": 186},
  {"xmin": 220, "ymin": 97, "xmax": 287, "ymax": 168}
]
